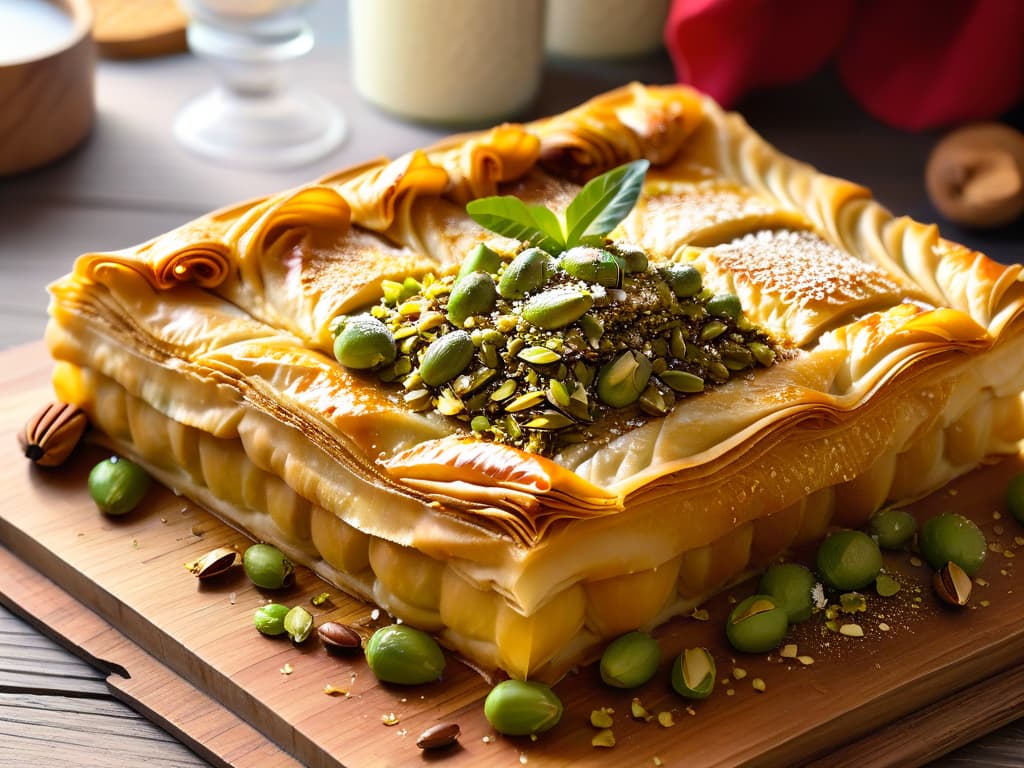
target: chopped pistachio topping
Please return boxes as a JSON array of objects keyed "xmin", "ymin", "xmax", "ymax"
[{"xmin": 332, "ymin": 241, "xmax": 780, "ymax": 455}]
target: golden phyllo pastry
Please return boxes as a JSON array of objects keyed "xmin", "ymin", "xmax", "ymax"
[{"xmin": 46, "ymin": 84, "xmax": 1024, "ymax": 681}]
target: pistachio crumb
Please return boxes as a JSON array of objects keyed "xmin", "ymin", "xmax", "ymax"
[
  {"xmin": 690, "ymin": 608, "xmax": 710, "ymax": 621},
  {"xmin": 280, "ymin": 663, "xmax": 293, "ymax": 675},
  {"xmin": 839, "ymin": 624, "xmax": 865, "ymax": 637},
  {"xmin": 980, "ymin": 599, "xmax": 991, "ymax": 607},
  {"xmin": 590, "ymin": 708, "xmax": 614, "ymax": 729},
  {"xmin": 686, "ymin": 706, "xmax": 696, "ymax": 716},
  {"xmin": 726, "ymin": 688, "xmax": 735, "ymax": 696},
  {"xmin": 732, "ymin": 667, "xmax": 747, "ymax": 680},
  {"xmin": 909, "ymin": 556, "xmax": 923, "ymax": 567},
  {"xmin": 323, "ymin": 684, "xmax": 348, "ymax": 696},
  {"xmin": 1004, "ymin": 550, "xmax": 1016, "ymax": 559},
  {"xmin": 631, "ymin": 698, "xmax": 654, "ymax": 721},
  {"xmin": 1015, "ymin": 536, "xmax": 1024, "ymax": 546},
  {"xmin": 592, "ymin": 729, "xmax": 616, "ymax": 748},
  {"xmin": 879, "ymin": 622, "xmax": 891, "ymax": 631},
  {"xmin": 752, "ymin": 678, "xmax": 766, "ymax": 693},
  {"xmin": 975, "ymin": 577, "xmax": 989, "ymax": 587},
  {"xmin": 780, "ymin": 644, "xmax": 798, "ymax": 658},
  {"xmin": 382, "ymin": 712, "xmax": 400, "ymax": 726},
  {"xmin": 993, "ymin": 511, "xmax": 1002, "ymax": 520},
  {"xmin": 311, "ymin": 591, "xmax": 331, "ymax": 606},
  {"xmin": 657, "ymin": 711, "xmax": 675, "ymax": 728},
  {"xmin": 160, "ymin": 517, "xmax": 167, "ymax": 524},
  {"xmin": 797, "ymin": 656, "xmax": 815, "ymax": 666}
]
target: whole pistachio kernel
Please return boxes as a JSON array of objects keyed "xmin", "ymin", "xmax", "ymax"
[
  {"xmin": 707, "ymin": 292, "xmax": 742, "ymax": 321},
  {"xmin": 663, "ymin": 263, "xmax": 702, "ymax": 298},
  {"xmin": 483, "ymin": 679, "xmax": 563, "ymax": 736},
  {"xmin": 457, "ymin": 242, "xmax": 502, "ymax": 279},
  {"xmin": 365, "ymin": 624, "xmax": 445, "ymax": 685},
  {"xmin": 599, "ymin": 631, "xmax": 660, "ymax": 689},
  {"xmin": 1007, "ymin": 472, "xmax": 1024, "ymax": 525},
  {"xmin": 498, "ymin": 247, "xmax": 556, "ymax": 299},
  {"xmin": 418, "ymin": 330, "xmax": 475, "ymax": 387},
  {"xmin": 758, "ymin": 563, "xmax": 818, "ymax": 623},
  {"xmin": 333, "ymin": 315, "xmax": 397, "ymax": 370},
  {"xmin": 521, "ymin": 288, "xmax": 594, "ymax": 330},
  {"xmin": 867, "ymin": 507, "xmax": 917, "ymax": 550},
  {"xmin": 284, "ymin": 606, "xmax": 314, "ymax": 643},
  {"xmin": 446, "ymin": 271, "xmax": 497, "ymax": 327},
  {"xmin": 919, "ymin": 513, "xmax": 987, "ymax": 575},
  {"xmin": 253, "ymin": 603, "xmax": 290, "ymax": 636},
  {"xmin": 88, "ymin": 456, "xmax": 152, "ymax": 516},
  {"xmin": 613, "ymin": 243, "xmax": 649, "ymax": 273},
  {"xmin": 558, "ymin": 246, "xmax": 623, "ymax": 287},
  {"xmin": 596, "ymin": 350, "xmax": 652, "ymax": 408},
  {"xmin": 242, "ymin": 543, "xmax": 294, "ymax": 589},
  {"xmin": 670, "ymin": 647, "xmax": 716, "ymax": 699},
  {"xmin": 726, "ymin": 594, "xmax": 788, "ymax": 653},
  {"xmin": 816, "ymin": 529, "xmax": 883, "ymax": 591}
]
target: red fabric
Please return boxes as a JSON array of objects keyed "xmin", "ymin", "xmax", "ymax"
[{"xmin": 664, "ymin": 0, "xmax": 1024, "ymax": 130}]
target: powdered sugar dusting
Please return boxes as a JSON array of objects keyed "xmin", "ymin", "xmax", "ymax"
[{"xmin": 711, "ymin": 230, "xmax": 903, "ymax": 308}]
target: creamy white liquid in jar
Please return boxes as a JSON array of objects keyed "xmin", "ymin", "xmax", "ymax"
[
  {"xmin": 545, "ymin": 0, "xmax": 670, "ymax": 60},
  {"xmin": 0, "ymin": 0, "xmax": 76, "ymax": 65},
  {"xmin": 349, "ymin": 0, "xmax": 544, "ymax": 126}
]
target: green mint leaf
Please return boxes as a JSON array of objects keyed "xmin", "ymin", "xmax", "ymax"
[
  {"xmin": 466, "ymin": 196, "xmax": 565, "ymax": 253},
  {"xmin": 564, "ymin": 159, "xmax": 650, "ymax": 246}
]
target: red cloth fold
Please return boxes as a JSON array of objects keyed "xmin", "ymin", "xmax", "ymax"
[{"xmin": 664, "ymin": 0, "xmax": 1024, "ymax": 130}]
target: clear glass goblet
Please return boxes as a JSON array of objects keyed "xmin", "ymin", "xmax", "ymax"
[{"xmin": 173, "ymin": 0, "xmax": 346, "ymax": 170}]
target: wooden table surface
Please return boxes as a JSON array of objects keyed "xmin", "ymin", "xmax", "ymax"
[{"xmin": 1, "ymin": 4, "xmax": 1022, "ymax": 766}]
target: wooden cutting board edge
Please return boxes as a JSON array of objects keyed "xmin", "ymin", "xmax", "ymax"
[{"xmin": 0, "ymin": 545, "xmax": 301, "ymax": 768}]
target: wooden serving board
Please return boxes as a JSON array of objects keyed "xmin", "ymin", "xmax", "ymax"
[{"xmin": 2, "ymin": 341, "xmax": 1023, "ymax": 767}]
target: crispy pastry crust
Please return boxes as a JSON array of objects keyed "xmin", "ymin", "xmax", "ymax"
[{"xmin": 46, "ymin": 84, "xmax": 1024, "ymax": 679}]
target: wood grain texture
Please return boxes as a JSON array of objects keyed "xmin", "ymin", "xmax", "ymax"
[{"xmin": 1, "ymin": 341, "xmax": 1023, "ymax": 767}]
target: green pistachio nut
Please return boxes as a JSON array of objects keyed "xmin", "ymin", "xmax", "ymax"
[
  {"xmin": 483, "ymin": 679, "xmax": 563, "ymax": 736},
  {"xmin": 707, "ymin": 292, "xmax": 742, "ymax": 321},
  {"xmin": 867, "ymin": 507, "xmax": 917, "ymax": 550},
  {"xmin": 521, "ymin": 288, "xmax": 594, "ymax": 330},
  {"xmin": 88, "ymin": 456, "xmax": 152, "ymax": 516},
  {"xmin": 446, "ymin": 272, "xmax": 497, "ymax": 327},
  {"xmin": 758, "ymin": 563, "xmax": 818, "ymax": 623},
  {"xmin": 670, "ymin": 647, "xmax": 716, "ymax": 699},
  {"xmin": 419, "ymin": 330, "xmax": 476, "ymax": 387},
  {"xmin": 599, "ymin": 631, "xmax": 660, "ymax": 689},
  {"xmin": 284, "ymin": 606, "xmax": 314, "ymax": 643},
  {"xmin": 498, "ymin": 247, "xmax": 556, "ymax": 299},
  {"xmin": 662, "ymin": 263, "xmax": 702, "ymax": 298},
  {"xmin": 725, "ymin": 594, "xmax": 788, "ymax": 653},
  {"xmin": 919, "ymin": 513, "xmax": 987, "ymax": 575},
  {"xmin": 242, "ymin": 543, "xmax": 295, "ymax": 590},
  {"xmin": 253, "ymin": 603, "xmax": 290, "ymax": 636},
  {"xmin": 612, "ymin": 244, "xmax": 649, "ymax": 274},
  {"xmin": 558, "ymin": 246, "xmax": 623, "ymax": 287},
  {"xmin": 333, "ymin": 315, "xmax": 397, "ymax": 370},
  {"xmin": 365, "ymin": 624, "xmax": 446, "ymax": 685},
  {"xmin": 1007, "ymin": 472, "xmax": 1024, "ymax": 525},
  {"xmin": 457, "ymin": 242, "xmax": 502, "ymax": 279},
  {"xmin": 816, "ymin": 529, "xmax": 883, "ymax": 591},
  {"xmin": 596, "ymin": 350, "xmax": 652, "ymax": 408},
  {"xmin": 658, "ymin": 369, "xmax": 704, "ymax": 394}
]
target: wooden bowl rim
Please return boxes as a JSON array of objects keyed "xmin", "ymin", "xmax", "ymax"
[{"xmin": 0, "ymin": 0, "xmax": 94, "ymax": 67}]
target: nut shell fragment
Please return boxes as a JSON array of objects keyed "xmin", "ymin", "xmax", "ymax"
[
  {"xmin": 185, "ymin": 547, "xmax": 240, "ymax": 580},
  {"xmin": 933, "ymin": 561, "xmax": 973, "ymax": 607},
  {"xmin": 18, "ymin": 402, "xmax": 88, "ymax": 467}
]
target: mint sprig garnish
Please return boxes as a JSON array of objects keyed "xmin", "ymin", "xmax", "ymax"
[{"xmin": 466, "ymin": 159, "xmax": 650, "ymax": 254}]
